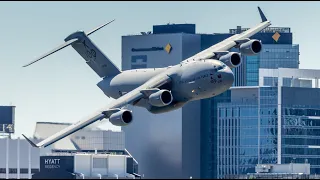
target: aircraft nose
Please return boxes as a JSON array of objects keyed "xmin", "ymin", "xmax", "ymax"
[{"xmin": 222, "ymin": 67, "xmax": 234, "ymax": 88}]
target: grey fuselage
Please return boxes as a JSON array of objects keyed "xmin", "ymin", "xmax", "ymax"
[{"xmin": 97, "ymin": 59, "xmax": 234, "ymax": 114}]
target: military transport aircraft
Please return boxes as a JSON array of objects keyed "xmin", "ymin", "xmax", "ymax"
[{"xmin": 22, "ymin": 7, "xmax": 271, "ymax": 148}]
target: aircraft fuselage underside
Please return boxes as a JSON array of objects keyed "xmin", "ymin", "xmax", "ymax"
[{"xmin": 97, "ymin": 59, "xmax": 234, "ymax": 113}]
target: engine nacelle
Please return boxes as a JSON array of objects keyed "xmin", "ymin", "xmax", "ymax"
[
  {"xmin": 148, "ymin": 90, "xmax": 173, "ymax": 107},
  {"xmin": 109, "ymin": 110, "xmax": 133, "ymax": 126},
  {"xmin": 219, "ymin": 52, "xmax": 242, "ymax": 68},
  {"xmin": 239, "ymin": 39, "xmax": 262, "ymax": 55}
]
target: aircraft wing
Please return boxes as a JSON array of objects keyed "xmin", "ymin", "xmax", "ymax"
[
  {"xmin": 184, "ymin": 7, "xmax": 271, "ymax": 62},
  {"xmin": 23, "ymin": 73, "xmax": 172, "ymax": 148}
]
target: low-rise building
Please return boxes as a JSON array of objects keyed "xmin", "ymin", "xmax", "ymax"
[{"xmin": 0, "ymin": 122, "xmax": 139, "ymax": 179}]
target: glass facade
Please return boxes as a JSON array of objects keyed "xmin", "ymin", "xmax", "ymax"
[
  {"xmin": 260, "ymin": 44, "xmax": 299, "ymax": 69},
  {"xmin": 281, "ymin": 105, "xmax": 320, "ymax": 174},
  {"xmin": 200, "ymin": 91, "xmax": 232, "ymax": 178},
  {"xmin": 245, "ymin": 44, "xmax": 299, "ymax": 86},
  {"xmin": 217, "ymin": 103, "xmax": 258, "ymax": 178},
  {"xmin": 258, "ymin": 87, "xmax": 278, "ymax": 167},
  {"xmin": 217, "ymin": 87, "xmax": 278, "ymax": 178},
  {"xmin": 201, "ymin": 91, "xmax": 231, "ymax": 178},
  {"xmin": 264, "ymin": 77, "xmax": 313, "ymax": 88},
  {"xmin": 202, "ymin": 27, "xmax": 299, "ymax": 178},
  {"xmin": 200, "ymin": 29, "xmax": 299, "ymax": 87},
  {"xmin": 281, "ymin": 87, "xmax": 320, "ymax": 174},
  {"xmin": 217, "ymin": 87, "xmax": 320, "ymax": 178},
  {"xmin": 246, "ymin": 55, "xmax": 259, "ymax": 86}
]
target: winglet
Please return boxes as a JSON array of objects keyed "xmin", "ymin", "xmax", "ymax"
[
  {"xmin": 258, "ymin": 6, "xmax": 267, "ymax": 22},
  {"xmin": 22, "ymin": 134, "xmax": 40, "ymax": 148}
]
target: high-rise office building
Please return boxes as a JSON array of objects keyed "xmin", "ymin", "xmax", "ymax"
[
  {"xmin": 216, "ymin": 68, "xmax": 320, "ymax": 178},
  {"xmin": 245, "ymin": 44, "xmax": 300, "ymax": 86},
  {"xmin": 228, "ymin": 26, "xmax": 299, "ymax": 86},
  {"xmin": 121, "ymin": 23, "xmax": 299, "ymax": 178},
  {"xmin": 122, "ymin": 24, "xmax": 202, "ymax": 179},
  {"xmin": 201, "ymin": 26, "xmax": 298, "ymax": 87},
  {"xmin": 203, "ymin": 27, "xmax": 300, "ymax": 178}
]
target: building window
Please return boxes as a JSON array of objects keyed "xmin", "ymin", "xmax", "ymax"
[
  {"xmin": 20, "ymin": 168, "xmax": 28, "ymax": 174},
  {"xmin": 93, "ymin": 158, "xmax": 107, "ymax": 168},
  {"xmin": 31, "ymin": 169, "xmax": 39, "ymax": 174},
  {"xmin": 9, "ymin": 168, "xmax": 17, "ymax": 174},
  {"xmin": 0, "ymin": 168, "xmax": 6, "ymax": 173}
]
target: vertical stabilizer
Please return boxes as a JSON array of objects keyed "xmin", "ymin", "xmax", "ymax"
[
  {"xmin": 64, "ymin": 31, "xmax": 121, "ymax": 78},
  {"xmin": 23, "ymin": 19, "xmax": 120, "ymax": 78}
]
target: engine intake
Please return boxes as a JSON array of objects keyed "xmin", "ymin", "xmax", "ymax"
[
  {"xmin": 148, "ymin": 90, "xmax": 173, "ymax": 107},
  {"xmin": 219, "ymin": 52, "xmax": 242, "ymax": 68},
  {"xmin": 239, "ymin": 39, "xmax": 262, "ymax": 55},
  {"xmin": 109, "ymin": 110, "xmax": 133, "ymax": 126}
]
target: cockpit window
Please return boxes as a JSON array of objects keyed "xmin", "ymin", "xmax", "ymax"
[
  {"xmin": 217, "ymin": 64, "xmax": 227, "ymax": 71},
  {"xmin": 217, "ymin": 66, "xmax": 224, "ymax": 71}
]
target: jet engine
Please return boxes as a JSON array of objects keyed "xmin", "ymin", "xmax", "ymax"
[
  {"xmin": 219, "ymin": 52, "xmax": 242, "ymax": 68},
  {"xmin": 109, "ymin": 110, "xmax": 133, "ymax": 126},
  {"xmin": 239, "ymin": 39, "xmax": 262, "ymax": 55},
  {"xmin": 148, "ymin": 90, "xmax": 173, "ymax": 107}
]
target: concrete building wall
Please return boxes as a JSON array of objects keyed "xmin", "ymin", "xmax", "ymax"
[
  {"xmin": 0, "ymin": 138, "xmax": 40, "ymax": 168},
  {"xmin": 182, "ymin": 100, "xmax": 202, "ymax": 178},
  {"xmin": 122, "ymin": 34, "xmax": 184, "ymax": 70},
  {"xmin": 0, "ymin": 138, "xmax": 40, "ymax": 179},
  {"xmin": 122, "ymin": 33, "xmax": 203, "ymax": 178},
  {"xmin": 256, "ymin": 163, "xmax": 310, "ymax": 174},
  {"xmin": 69, "ymin": 130, "xmax": 125, "ymax": 151},
  {"xmin": 122, "ymin": 34, "xmax": 185, "ymax": 178}
]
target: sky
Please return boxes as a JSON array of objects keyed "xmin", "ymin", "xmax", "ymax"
[{"xmin": 1, "ymin": 1, "xmax": 320, "ymax": 138}]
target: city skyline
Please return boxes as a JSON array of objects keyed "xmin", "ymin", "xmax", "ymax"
[{"xmin": 1, "ymin": 1, "xmax": 320, "ymax": 138}]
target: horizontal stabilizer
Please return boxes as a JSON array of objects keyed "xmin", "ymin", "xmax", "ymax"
[
  {"xmin": 23, "ymin": 39, "xmax": 78, "ymax": 67},
  {"xmin": 86, "ymin": 19, "xmax": 115, "ymax": 36},
  {"xmin": 22, "ymin": 134, "xmax": 39, "ymax": 148}
]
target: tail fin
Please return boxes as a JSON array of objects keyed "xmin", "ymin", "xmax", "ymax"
[
  {"xmin": 64, "ymin": 30, "xmax": 121, "ymax": 77},
  {"xmin": 23, "ymin": 19, "xmax": 121, "ymax": 78}
]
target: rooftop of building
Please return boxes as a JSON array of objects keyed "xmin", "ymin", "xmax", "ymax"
[
  {"xmin": 123, "ymin": 23, "xmax": 294, "ymax": 45},
  {"xmin": 124, "ymin": 23, "xmax": 292, "ymax": 36},
  {"xmin": 259, "ymin": 68, "xmax": 320, "ymax": 79},
  {"xmin": 230, "ymin": 86, "xmax": 260, "ymax": 89},
  {"xmin": 259, "ymin": 68, "xmax": 320, "ymax": 88},
  {"xmin": 47, "ymin": 149, "xmax": 130, "ymax": 156},
  {"xmin": 32, "ymin": 122, "xmax": 125, "ymax": 151},
  {"xmin": 36, "ymin": 122, "xmax": 71, "ymax": 125},
  {"xmin": 229, "ymin": 26, "xmax": 291, "ymax": 34}
]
